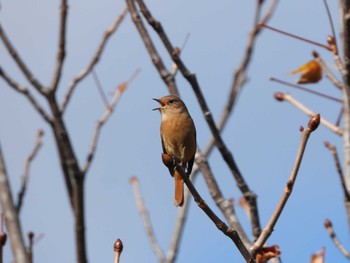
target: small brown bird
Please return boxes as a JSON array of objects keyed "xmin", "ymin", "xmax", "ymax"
[{"xmin": 153, "ymin": 95, "xmax": 197, "ymax": 207}]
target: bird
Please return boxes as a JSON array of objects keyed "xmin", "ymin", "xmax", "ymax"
[{"xmin": 153, "ymin": 95, "xmax": 197, "ymax": 207}]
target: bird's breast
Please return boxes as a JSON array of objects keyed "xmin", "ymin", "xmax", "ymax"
[{"xmin": 160, "ymin": 113, "xmax": 196, "ymax": 162}]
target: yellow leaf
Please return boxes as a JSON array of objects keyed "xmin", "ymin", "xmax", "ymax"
[{"xmin": 289, "ymin": 60, "xmax": 322, "ymax": 84}]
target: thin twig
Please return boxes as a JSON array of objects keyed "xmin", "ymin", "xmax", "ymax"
[
  {"xmin": 92, "ymin": 69, "xmax": 110, "ymax": 108},
  {"xmin": 324, "ymin": 141, "xmax": 350, "ymax": 200},
  {"xmin": 0, "ymin": 24, "xmax": 46, "ymax": 94},
  {"xmin": 316, "ymin": 55, "xmax": 343, "ymax": 90},
  {"xmin": 271, "ymin": 77, "xmax": 342, "ymax": 103},
  {"xmin": 125, "ymin": 0, "xmax": 179, "ymax": 96},
  {"xmin": 60, "ymin": 6, "xmax": 129, "ymax": 112},
  {"xmin": 130, "ymin": 177, "xmax": 167, "ymax": 263},
  {"xmin": 195, "ymin": 150, "xmax": 251, "ymax": 246},
  {"xmin": 275, "ymin": 92, "xmax": 343, "ymax": 136},
  {"xmin": 49, "ymin": 0, "xmax": 68, "ymax": 92},
  {"xmin": 114, "ymin": 239, "xmax": 123, "ymax": 263},
  {"xmin": 324, "ymin": 141, "xmax": 350, "ymax": 230},
  {"xmin": 324, "ymin": 219, "xmax": 350, "ymax": 259},
  {"xmin": 170, "ymin": 33, "xmax": 190, "ymax": 78},
  {"xmin": 336, "ymin": 107, "xmax": 344, "ymax": 127},
  {"xmin": 16, "ymin": 130, "xmax": 44, "ymax": 213},
  {"xmin": 82, "ymin": 69, "xmax": 140, "ymax": 176},
  {"xmin": 172, "ymin": 157, "xmax": 256, "ymax": 263},
  {"xmin": 133, "ymin": 0, "xmax": 260, "ymax": 241},
  {"xmin": 251, "ymin": 114, "xmax": 320, "ymax": 255},
  {"xmin": 259, "ymin": 23, "xmax": 332, "ymax": 51},
  {"xmin": 0, "ymin": 66, "xmax": 52, "ymax": 123},
  {"xmin": 0, "ymin": 143, "xmax": 29, "ymax": 263}
]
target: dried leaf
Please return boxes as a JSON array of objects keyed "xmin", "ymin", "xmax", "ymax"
[
  {"xmin": 255, "ymin": 245, "xmax": 281, "ymax": 263},
  {"xmin": 310, "ymin": 247, "xmax": 325, "ymax": 263},
  {"xmin": 289, "ymin": 60, "xmax": 322, "ymax": 84}
]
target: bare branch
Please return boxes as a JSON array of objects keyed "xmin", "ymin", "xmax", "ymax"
[
  {"xmin": 171, "ymin": 157, "xmax": 256, "ymax": 263},
  {"xmin": 125, "ymin": 0, "xmax": 179, "ymax": 96},
  {"xmin": 270, "ymin": 77, "xmax": 343, "ymax": 103},
  {"xmin": 82, "ymin": 69, "xmax": 140, "ymax": 175},
  {"xmin": 228, "ymin": 0, "xmax": 278, "ymax": 114},
  {"xmin": 130, "ymin": 177, "xmax": 167, "ymax": 263},
  {"xmin": 49, "ymin": 0, "xmax": 68, "ymax": 92},
  {"xmin": 324, "ymin": 141, "xmax": 350, "ymax": 200},
  {"xmin": 258, "ymin": 23, "xmax": 332, "ymax": 51},
  {"xmin": 114, "ymin": 239, "xmax": 123, "ymax": 263},
  {"xmin": 315, "ymin": 55, "xmax": 343, "ymax": 90},
  {"xmin": 251, "ymin": 114, "xmax": 320, "ymax": 255},
  {"xmin": 324, "ymin": 219, "xmax": 350, "ymax": 259},
  {"xmin": 0, "ymin": 143, "xmax": 29, "ymax": 263},
  {"xmin": 16, "ymin": 130, "xmax": 44, "ymax": 213},
  {"xmin": 92, "ymin": 69, "xmax": 110, "ymax": 108},
  {"xmin": 60, "ymin": 6, "xmax": 129, "ymax": 112},
  {"xmin": 132, "ymin": 0, "xmax": 261, "ymax": 241},
  {"xmin": 195, "ymin": 151, "xmax": 251, "ymax": 246},
  {"xmin": 275, "ymin": 92, "xmax": 343, "ymax": 136},
  {"xmin": 0, "ymin": 24, "xmax": 46, "ymax": 94},
  {"xmin": 166, "ymin": 186, "xmax": 191, "ymax": 263},
  {"xmin": 0, "ymin": 66, "xmax": 52, "ymax": 123}
]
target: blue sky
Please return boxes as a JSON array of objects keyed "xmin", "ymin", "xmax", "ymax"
[{"xmin": 0, "ymin": 0, "xmax": 347, "ymax": 262}]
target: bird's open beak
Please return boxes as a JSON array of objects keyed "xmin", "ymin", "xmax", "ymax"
[{"xmin": 152, "ymin": 98, "xmax": 164, "ymax": 111}]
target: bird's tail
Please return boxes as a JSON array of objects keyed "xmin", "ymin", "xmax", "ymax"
[{"xmin": 174, "ymin": 169, "xmax": 184, "ymax": 207}]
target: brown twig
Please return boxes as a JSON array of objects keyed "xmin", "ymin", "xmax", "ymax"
[
  {"xmin": 82, "ymin": 69, "xmax": 140, "ymax": 175},
  {"xmin": 0, "ymin": 66, "xmax": 52, "ymax": 123},
  {"xmin": 195, "ymin": 150, "xmax": 251, "ymax": 246},
  {"xmin": 170, "ymin": 33, "xmax": 190, "ymax": 78},
  {"xmin": 27, "ymin": 232, "xmax": 34, "ymax": 263},
  {"xmin": 130, "ymin": 177, "xmax": 167, "ymax": 263},
  {"xmin": 258, "ymin": 23, "xmax": 332, "ymax": 51},
  {"xmin": 49, "ymin": 0, "xmax": 68, "ymax": 92},
  {"xmin": 125, "ymin": 0, "xmax": 178, "ymax": 96},
  {"xmin": 270, "ymin": 77, "xmax": 343, "ymax": 103},
  {"xmin": 172, "ymin": 157, "xmax": 256, "ymax": 263},
  {"xmin": 0, "ymin": 24, "xmax": 46, "ymax": 94},
  {"xmin": 114, "ymin": 239, "xmax": 123, "ymax": 263},
  {"xmin": 336, "ymin": 107, "xmax": 344, "ymax": 127},
  {"xmin": 0, "ymin": 143, "xmax": 29, "ymax": 263},
  {"xmin": 316, "ymin": 55, "xmax": 343, "ymax": 90},
  {"xmin": 274, "ymin": 92, "xmax": 343, "ymax": 136},
  {"xmin": 324, "ymin": 141, "xmax": 350, "ymax": 200},
  {"xmin": 92, "ymin": 69, "xmax": 110, "ymax": 108},
  {"xmin": 16, "ymin": 130, "xmax": 44, "ymax": 213},
  {"xmin": 324, "ymin": 219, "xmax": 350, "ymax": 259},
  {"xmin": 132, "ymin": 0, "xmax": 260, "ymax": 241},
  {"xmin": 166, "ymin": 185, "xmax": 191, "ymax": 263},
  {"xmin": 251, "ymin": 114, "xmax": 320, "ymax": 255},
  {"xmin": 60, "ymin": 6, "xmax": 129, "ymax": 112}
]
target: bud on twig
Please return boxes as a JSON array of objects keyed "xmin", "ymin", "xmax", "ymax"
[
  {"xmin": 274, "ymin": 92, "xmax": 285, "ymax": 101},
  {"xmin": 114, "ymin": 238, "xmax": 123, "ymax": 253},
  {"xmin": 308, "ymin": 114, "xmax": 320, "ymax": 132}
]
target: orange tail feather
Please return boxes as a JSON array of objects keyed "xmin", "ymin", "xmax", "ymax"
[{"xmin": 174, "ymin": 170, "xmax": 184, "ymax": 207}]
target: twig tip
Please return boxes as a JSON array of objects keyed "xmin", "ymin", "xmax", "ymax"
[
  {"xmin": 274, "ymin": 92, "xmax": 285, "ymax": 101},
  {"xmin": 308, "ymin": 114, "xmax": 320, "ymax": 132},
  {"xmin": 114, "ymin": 238, "xmax": 123, "ymax": 253},
  {"xmin": 129, "ymin": 176, "xmax": 138, "ymax": 184},
  {"xmin": 324, "ymin": 219, "xmax": 332, "ymax": 228}
]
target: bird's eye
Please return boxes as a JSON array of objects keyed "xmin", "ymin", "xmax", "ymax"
[{"xmin": 168, "ymin": 100, "xmax": 174, "ymax": 104}]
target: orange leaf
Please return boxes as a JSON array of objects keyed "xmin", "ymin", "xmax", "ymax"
[
  {"xmin": 255, "ymin": 245, "xmax": 281, "ymax": 263},
  {"xmin": 289, "ymin": 59, "xmax": 322, "ymax": 84}
]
